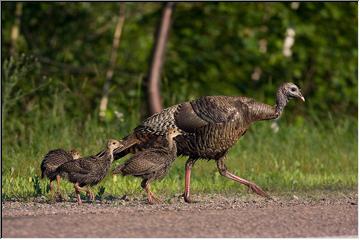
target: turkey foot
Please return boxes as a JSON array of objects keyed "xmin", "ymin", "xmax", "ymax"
[
  {"xmin": 74, "ymin": 183, "xmax": 84, "ymax": 205},
  {"xmin": 55, "ymin": 191, "xmax": 66, "ymax": 202},
  {"xmin": 86, "ymin": 190, "xmax": 95, "ymax": 202},
  {"xmin": 142, "ymin": 180, "xmax": 162, "ymax": 204},
  {"xmin": 177, "ymin": 193, "xmax": 193, "ymax": 203},
  {"xmin": 247, "ymin": 182, "xmax": 271, "ymax": 199},
  {"xmin": 76, "ymin": 194, "xmax": 82, "ymax": 205},
  {"xmin": 49, "ymin": 181, "xmax": 54, "ymax": 194},
  {"xmin": 48, "ymin": 181, "xmax": 58, "ymax": 201},
  {"xmin": 55, "ymin": 175, "xmax": 65, "ymax": 200},
  {"xmin": 75, "ymin": 191, "xmax": 82, "ymax": 205},
  {"xmin": 182, "ymin": 192, "xmax": 199, "ymax": 203},
  {"xmin": 217, "ymin": 157, "xmax": 271, "ymax": 199},
  {"xmin": 148, "ymin": 192, "xmax": 162, "ymax": 204},
  {"xmin": 226, "ymin": 171, "xmax": 270, "ymax": 198}
]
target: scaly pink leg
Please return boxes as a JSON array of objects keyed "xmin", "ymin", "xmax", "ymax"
[
  {"xmin": 87, "ymin": 187, "xmax": 95, "ymax": 201},
  {"xmin": 216, "ymin": 155, "xmax": 271, "ymax": 199},
  {"xmin": 149, "ymin": 191, "xmax": 162, "ymax": 204},
  {"xmin": 49, "ymin": 180, "xmax": 54, "ymax": 193},
  {"xmin": 74, "ymin": 183, "xmax": 83, "ymax": 205},
  {"xmin": 141, "ymin": 179, "xmax": 162, "ymax": 204},
  {"xmin": 54, "ymin": 175, "xmax": 66, "ymax": 200},
  {"xmin": 56, "ymin": 175, "xmax": 62, "ymax": 194},
  {"xmin": 184, "ymin": 158, "xmax": 196, "ymax": 203}
]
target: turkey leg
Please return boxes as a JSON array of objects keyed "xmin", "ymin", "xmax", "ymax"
[
  {"xmin": 86, "ymin": 187, "xmax": 95, "ymax": 201},
  {"xmin": 49, "ymin": 180, "xmax": 54, "ymax": 193},
  {"xmin": 48, "ymin": 180, "xmax": 57, "ymax": 200},
  {"xmin": 216, "ymin": 156, "xmax": 270, "ymax": 198},
  {"xmin": 74, "ymin": 183, "xmax": 94, "ymax": 203},
  {"xmin": 74, "ymin": 183, "xmax": 83, "ymax": 205},
  {"xmin": 56, "ymin": 175, "xmax": 61, "ymax": 194},
  {"xmin": 183, "ymin": 158, "xmax": 196, "ymax": 203},
  {"xmin": 55, "ymin": 175, "xmax": 65, "ymax": 200},
  {"xmin": 141, "ymin": 179, "xmax": 162, "ymax": 204}
]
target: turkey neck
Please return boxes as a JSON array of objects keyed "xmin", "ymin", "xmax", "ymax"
[
  {"xmin": 242, "ymin": 85, "xmax": 288, "ymax": 122},
  {"xmin": 275, "ymin": 85, "xmax": 288, "ymax": 117},
  {"xmin": 96, "ymin": 148, "xmax": 114, "ymax": 163},
  {"xmin": 108, "ymin": 148, "xmax": 115, "ymax": 163},
  {"xmin": 166, "ymin": 134, "xmax": 177, "ymax": 154}
]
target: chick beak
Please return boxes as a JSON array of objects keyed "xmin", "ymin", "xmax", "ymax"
[{"xmin": 299, "ymin": 93, "xmax": 305, "ymax": 102}]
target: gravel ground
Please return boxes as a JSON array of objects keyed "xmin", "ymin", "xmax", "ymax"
[{"xmin": 2, "ymin": 191, "xmax": 358, "ymax": 237}]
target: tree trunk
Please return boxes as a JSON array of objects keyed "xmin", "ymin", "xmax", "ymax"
[
  {"xmin": 146, "ymin": 2, "xmax": 175, "ymax": 115},
  {"xmin": 10, "ymin": 2, "xmax": 23, "ymax": 56},
  {"xmin": 99, "ymin": 3, "xmax": 126, "ymax": 119}
]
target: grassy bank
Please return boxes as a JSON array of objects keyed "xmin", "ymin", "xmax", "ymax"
[{"xmin": 2, "ymin": 109, "xmax": 357, "ymax": 200}]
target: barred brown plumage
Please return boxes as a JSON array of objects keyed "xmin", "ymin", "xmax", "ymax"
[
  {"xmin": 56, "ymin": 139, "xmax": 122, "ymax": 205},
  {"xmin": 114, "ymin": 83, "xmax": 305, "ymax": 203},
  {"xmin": 113, "ymin": 128, "xmax": 181, "ymax": 204},
  {"xmin": 40, "ymin": 148, "xmax": 81, "ymax": 194}
]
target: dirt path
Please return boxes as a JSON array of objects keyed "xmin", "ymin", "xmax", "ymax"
[{"xmin": 2, "ymin": 192, "xmax": 358, "ymax": 237}]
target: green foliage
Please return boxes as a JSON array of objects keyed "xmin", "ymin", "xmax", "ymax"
[
  {"xmin": 166, "ymin": 2, "xmax": 357, "ymax": 115},
  {"xmin": 31, "ymin": 175, "xmax": 42, "ymax": 196},
  {"xmin": 1, "ymin": 2, "xmax": 357, "ymax": 121},
  {"xmin": 1, "ymin": 95, "xmax": 357, "ymax": 199},
  {"xmin": 97, "ymin": 186, "xmax": 106, "ymax": 200}
]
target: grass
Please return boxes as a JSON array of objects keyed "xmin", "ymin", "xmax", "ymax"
[
  {"xmin": 1, "ymin": 57, "xmax": 357, "ymax": 200},
  {"xmin": 2, "ymin": 55, "xmax": 357, "ymax": 201},
  {"xmin": 2, "ymin": 105, "xmax": 357, "ymax": 200}
]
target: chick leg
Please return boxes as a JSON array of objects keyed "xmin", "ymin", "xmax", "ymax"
[
  {"xmin": 49, "ymin": 180, "xmax": 54, "ymax": 193},
  {"xmin": 48, "ymin": 180, "xmax": 57, "ymax": 201},
  {"xmin": 74, "ymin": 183, "xmax": 83, "ymax": 205},
  {"xmin": 55, "ymin": 175, "xmax": 65, "ymax": 199},
  {"xmin": 56, "ymin": 175, "xmax": 61, "ymax": 193},
  {"xmin": 141, "ymin": 179, "xmax": 162, "ymax": 204},
  {"xmin": 86, "ymin": 187, "xmax": 95, "ymax": 201},
  {"xmin": 149, "ymin": 191, "xmax": 162, "ymax": 203},
  {"xmin": 74, "ymin": 184, "xmax": 94, "ymax": 202}
]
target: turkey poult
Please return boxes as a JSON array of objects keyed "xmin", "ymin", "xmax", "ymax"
[
  {"xmin": 40, "ymin": 149, "xmax": 81, "ymax": 194},
  {"xmin": 114, "ymin": 83, "xmax": 305, "ymax": 203},
  {"xmin": 113, "ymin": 128, "xmax": 182, "ymax": 204},
  {"xmin": 56, "ymin": 139, "xmax": 122, "ymax": 204}
]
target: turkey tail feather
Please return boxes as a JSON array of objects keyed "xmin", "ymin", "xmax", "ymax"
[
  {"xmin": 112, "ymin": 164, "xmax": 125, "ymax": 175},
  {"xmin": 40, "ymin": 164, "xmax": 46, "ymax": 179},
  {"xmin": 113, "ymin": 134, "xmax": 141, "ymax": 160}
]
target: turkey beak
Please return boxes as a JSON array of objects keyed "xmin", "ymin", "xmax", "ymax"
[
  {"xmin": 298, "ymin": 93, "xmax": 305, "ymax": 102},
  {"xmin": 113, "ymin": 146, "xmax": 122, "ymax": 154}
]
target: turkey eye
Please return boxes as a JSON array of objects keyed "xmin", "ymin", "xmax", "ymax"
[{"xmin": 291, "ymin": 87, "xmax": 296, "ymax": 92}]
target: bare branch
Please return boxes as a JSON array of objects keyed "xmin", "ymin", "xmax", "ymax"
[
  {"xmin": 99, "ymin": 3, "xmax": 126, "ymax": 119},
  {"xmin": 10, "ymin": 2, "xmax": 23, "ymax": 56},
  {"xmin": 147, "ymin": 2, "xmax": 175, "ymax": 115}
]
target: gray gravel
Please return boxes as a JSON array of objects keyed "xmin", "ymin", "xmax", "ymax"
[{"xmin": 2, "ymin": 191, "xmax": 358, "ymax": 237}]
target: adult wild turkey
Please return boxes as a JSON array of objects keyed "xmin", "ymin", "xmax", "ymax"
[
  {"xmin": 114, "ymin": 83, "xmax": 305, "ymax": 203},
  {"xmin": 41, "ymin": 149, "xmax": 81, "ymax": 194},
  {"xmin": 113, "ymin": 128, "xmax": 181, "ymax": 204},
  {"xmin": 56, "ymin": 139, "xmax": 122, "ymax": 204}
]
